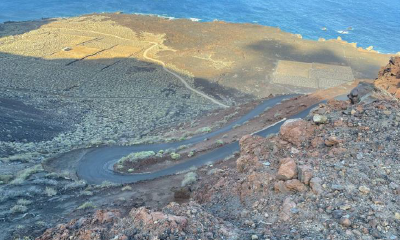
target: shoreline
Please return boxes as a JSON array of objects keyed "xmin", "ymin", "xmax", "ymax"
[{"xmin": 1, "ymin": 12, "xmax": 399, "ymax": 55}]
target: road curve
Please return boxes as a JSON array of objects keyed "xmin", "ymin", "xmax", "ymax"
[
  {"xmin": 75, "ymin": 94, "xmax": 324, "ymax": 184},
  {"xmin": 143, "ymin": 42, "xmax": 229, "ymax": 108}
]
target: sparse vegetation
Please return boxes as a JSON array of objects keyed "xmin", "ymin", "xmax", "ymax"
[
  {"xmin": 97, "ymin": 180, "xmax": 116, "ymax": 189},
  {"xmin": 77, "ymin": 201, "xmax": 95, "ymax": 210},
  {"xmin": 170, "ymin": 152, "xmax": 181, "ymax": 160},
  {"xmin": 10, "ymin": 165, "xmax": 44, "ymax": 185},
  {"xmin": 45, "ymin": 187, "xmax": 57, "ymax": 197},
  {"xmin": 10, "ymin": 204, "xmax": 28, "ymax": 214},
  {"xmin": 118, "ymin": 151, "xmax": 156, "ymax": 165},
  {"xmin": 187, "ymin": 151, "xmax": 195, "ymax": 157},
  {"xmin": 79, "ymin": 190, "xmax": 93, "ymax": 196},
  {"xmin": 177, "ymin": 144, "xmax": 188, "ymax": 150},
  {"xmin": 181, "ymin": 172, "xmax": 197, "ymax": 187},
  {"xmin": 232, "ymin": 124, "xmax": 241, "ymax": 129},
  {"xmin": 195, "ymin": 127, "xmax": 212, "ymax": 134},
  {"xmin": 216, "ymin": 139, "xmax": 224, "ymax": 146},
  {"xmin": 64, "ymin": 180, "xmax": 87, "ymax": 190},
  {"xmin": 121, "ymin": 185, "xmax": 132, "ymax": 191},
  {"xmin": 17, "ymin": 199, "xmax": 32, "ymax": 205},
  {"xmin": 0, "ymin": 174, "xmax": 13, "ymax": 184}
]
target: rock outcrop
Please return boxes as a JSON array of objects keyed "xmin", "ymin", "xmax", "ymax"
[{"xmin": 375, "ymin": 56, "xmax": 400, "ymax": 99}]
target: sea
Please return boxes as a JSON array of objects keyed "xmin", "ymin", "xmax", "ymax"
[{"xmin": 0, "ymin": 0, "xmax": 399, "ymax": 53}]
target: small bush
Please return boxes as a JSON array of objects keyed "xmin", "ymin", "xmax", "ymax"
[
  {"xmin": 195, "ymin": 127, "xmax": 212, "ymax": 134},
  {"xmin": 0, "ymin": 174, "xmax": 13, "ymax": 184},
  {"xmin": 64, "ymin": 180, "xmax": 87, "ymax": 191},
  {"xmin": 170, "ymin": 152, "xmax": 181, "ymax": 160},
  {"xmin": 181, "ymin": 172, "xmax": 197, "ymax": 187},
  {"xmin": 97, "ymin": 181, "xmax": 115, "ymax": 189},
  {"xmin": 45, "ymin": 187, "xmax": 57, "ymax": 197},
  {"xmin": 128, "ymin": 168, "xmax": 135, "ymax": 173},
  {"xmin": 216, "ymin": 139, "xmax": 224, "ymax": 146},
  {"xmin": 187, "ymin": 151, "xmax": 194, "ymax": 158},
  {"xmin": 17, "ymin": 199, "xmax": 32, "ymax": 205},
  {"xmin": 77, "ymin": 201, "xmax": 95, "ymax": 210},
  {"xmin": 118, "ymin": 151, "xmax": 155, "ymax": 165},
  {"xmin": 178, "ymin": 136, "xmax": 186, "ymax": 141},
  {"xmin": 177, "ymin": 145, "xmax": 188, "ymax": 150},
  {"xmin": 121, "ymin": 185, "xmax": 132, "ymax": 191},
  {"xmin": 10, "ymin": 204, "xmax": 28, "ymax": 214},
  {"xmin": 10, "ymin": 165, "xmax": 43, "ymax": 185},
  {"xmin": 80, "ymin": 190, "xmax": 93, "ymax": 196}
]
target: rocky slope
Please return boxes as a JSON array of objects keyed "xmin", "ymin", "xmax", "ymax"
[
  {"xmin": 37, "ymin": 66, "xmax": 400, "ymax": 239},
  {"xmin": 375, "ymin": 56, "xmax": 400, "ymax": 99}
]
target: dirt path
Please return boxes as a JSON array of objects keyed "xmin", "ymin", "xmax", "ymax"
[{"xmin": 41, "ymin": 27, "xmax": 229, "ymax": 108}]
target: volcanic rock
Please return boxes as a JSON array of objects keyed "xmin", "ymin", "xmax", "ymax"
[
  {"xmin": 375, "ymin": 56, "xmax": 400, "ymax": 99},
  {"xmin": 277, "ymin": 158, "xmax": 297, "ymax": 180},
  {"xmin": 280, "ymin": 119, "xmax": 314, "ymax": 147}
]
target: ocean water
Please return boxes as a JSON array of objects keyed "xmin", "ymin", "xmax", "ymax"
[{"xmin": 0, "ymin": 0, "xmax": 399, "ymax": 53}]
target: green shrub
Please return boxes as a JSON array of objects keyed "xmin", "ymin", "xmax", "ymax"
[
  {"xmin": 232, "ymin": 124, "xmax": 241, "ymax": 129},
  {"xmin": 179, "ymin": 136, "xmax": 186, "ymax": 141},
  {"xmin": 77, "ymin": 201, "xmax": 95, "ymax": 210},
  {"xmin": 216, "ymin": 139, "xmax": 224, "ymax": 146},
  {"xmin": 195, "ymin": 127, "xmax": 212, "ymax": 134},
  {"xmin": 187, "ymin": 151, "xmax": 195, "ymax": 158},
  {"xmin": 170, "ymin": 152, "xmax": 181, "ymax": 160},
  {"xmin": 177, "ymin": 145, "xmax": 188, "ymax": 150},
  {"xmin": 118, "ymin": 151, "xmax": 155, "ymax": 165}
]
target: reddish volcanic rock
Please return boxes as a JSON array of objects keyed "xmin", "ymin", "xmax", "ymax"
[
  {"xmin": 277, "ymin": 158, "xmax": 297, "ymax": 180},
  {"xmin": 237, "ymin": 135, "xmax": 271, "ymax": 172},
  {"xmin": 236, "ymin": 154, "xmax": 261, "ymax": 173},
  {"xmin": 92, "ymin": 209, "xmax": 121, "ymax": 224},
  {"xmin": 324, "ymin": 136, "xmax": 341, "ymax": 147},
  {"xmin": 237, "ymin": 172, "xmax": 271, "ymax": 200},
  {"xmin": 279, "ymin": 119, "xmax": 314, "ymax": 147},
  {"xmin": 375, "ymin": 57, "xmax": 400, "ymax": 99},
  {"xmin": 285, "ymin": 179, "xmax": 307, "ymax": 192},
  {"xmin": 130, "ymin": 207, "xmax": 188, "ymax": 231}
]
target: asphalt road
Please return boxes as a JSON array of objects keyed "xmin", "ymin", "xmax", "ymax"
[{"xmin": 75, "ymin": 94, "xmax": 316, "ymax": 184}]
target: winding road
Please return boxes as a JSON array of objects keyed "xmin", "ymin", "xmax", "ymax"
[{"xmin": 75, "ymin": 94, "xmax": 324, "ymax": 184}]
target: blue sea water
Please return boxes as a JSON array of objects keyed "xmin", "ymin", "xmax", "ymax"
[{"xmin": 0, "ymin": 0, "xmax": 399, "ymax": 53}]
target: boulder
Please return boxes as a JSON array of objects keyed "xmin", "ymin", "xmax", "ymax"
[
  {"xmin": 285, "ymin": 179, "xmax": 307, "ymax": 192},
  {"xmin": 280, "ymin": 119, "xmax": 314, "ymax": 147},
  {"xmin": 313, "ymin": 114, "xmax": 328, "ymax": 124},
  {"xmin": 277, "ymin": 158, "xmax": 297, "ymax": 180}
]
